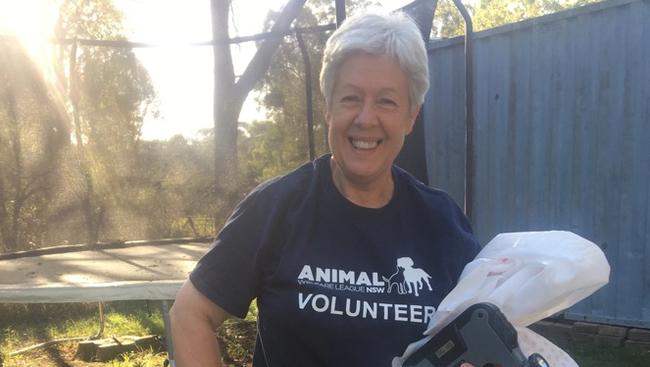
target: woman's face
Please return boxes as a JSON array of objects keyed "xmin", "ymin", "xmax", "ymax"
[{"xmin": 326, "ymin": 52, "xmax": 419, "ymax": 186}]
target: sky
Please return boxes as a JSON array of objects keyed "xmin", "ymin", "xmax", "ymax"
[
  {"xmin": 0, "ymin": 0, "xmax": 415, "ymax": 141},
  {"xmin": 117, "ymin": 0, "xmax": 413, "ymax": 141}
]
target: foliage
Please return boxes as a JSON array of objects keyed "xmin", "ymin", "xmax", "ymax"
[
  {"xmin": 472, "ymin": 0, "xmax": 601, "ymax": 31},
  {"xmin": 0, "ymin": 0, "xmax": 611, "ymax": 253},
  {"xmin": 107, "ymin": 349, "xmax": 167, "ymax": 367},
  {"xmin": 210, "ymin": 0, "xmax": 309, "ymax": 221},
  {"xmin": 0, "ymin": 40, "xmax": 69, "ymax": 252},
  {"xmin": 240, "ymin": 0, "xmax": 373, "ymax": 184},
  {"xmin": 0, "ymin": 0, "xmax": 226, "ymax": 251},
  {"xmin": 242, "ymin": 6, "xmax": 329, "ymax": 184},
  {"xmin": 241, "ymin": 0, "xmax": 604, "ymax": 184},
  {"xmin": 433, "ymin": 0, "xmax": 604, "ymax": 38},
  {"xmin": 132, "ymin": 135, "xmax": 217, "ymax": 239},
  {"xmin": 49, "ymin": 0, "xmax": 157, "ymax": 245}
]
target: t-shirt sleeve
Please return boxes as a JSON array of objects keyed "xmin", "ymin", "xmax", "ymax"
[
  {"xmin": 190, "ymin": 187, "xmax": 285, "ymax": 319},
  {"xmin": 454, "ymin": 199, "xmax": 481, "ymax": 260},
  {"xmin": 443, "ymin": 193, "xmax": 483, "ymax": 282}
]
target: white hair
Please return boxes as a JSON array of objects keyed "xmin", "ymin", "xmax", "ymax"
[{"xmin": 319, "ymin": 11, "xmax": 430, "ymax": 113}]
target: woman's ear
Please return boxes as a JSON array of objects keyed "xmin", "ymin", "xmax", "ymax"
[
  {"xmin": 324, "ymin": 104, "xmax": 332, "ymax": 127},
  {"xmin": 405, "ymin": 104, "xmax": 421, "ymax": 135}
]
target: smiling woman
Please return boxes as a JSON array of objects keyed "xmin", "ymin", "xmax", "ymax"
[
  {"xmin": 170, "ymin": 10, "xmax": 482, "ymax": 367},
  {"xmin": 327, "ymin": 53, "xmax": 418, "ymax": 207}
]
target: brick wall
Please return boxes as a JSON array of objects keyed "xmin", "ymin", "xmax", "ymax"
[{"xmin": 530, "ymin": 320, "xmax": 650, "ymax": 352}]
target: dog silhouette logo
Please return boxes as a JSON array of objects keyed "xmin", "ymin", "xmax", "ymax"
[{"xmin": 382, "ymin": 257, "xmax": 433, "ymax": 297}]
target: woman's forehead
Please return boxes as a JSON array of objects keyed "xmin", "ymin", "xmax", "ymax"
[{"xmin": 334, "ymin": 53, "xmax": 410, "ymax": 94}]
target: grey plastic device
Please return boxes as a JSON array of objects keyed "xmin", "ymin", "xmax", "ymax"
[{"xmin": 403, "ymin": 303, "xmax": 549, "ymax": 367}]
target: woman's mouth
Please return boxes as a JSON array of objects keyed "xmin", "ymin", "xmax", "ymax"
[{"xmin": 350, "ymin": 138, "xmax": 381, "ymax": 150}]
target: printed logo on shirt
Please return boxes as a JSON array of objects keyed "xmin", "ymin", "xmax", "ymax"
[
  {"xmin": 296, "ymin": 257, "xmax": 433, "ymax": 297},
  {"xmin": 295, "ymin": 257, "xmax": 436, "ymax": 324},
  {"xmin": 382, "ymin": 257, "xmax": 433, "ymax": 297}
]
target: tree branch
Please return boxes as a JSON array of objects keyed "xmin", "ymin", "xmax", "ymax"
[
  {"xmin": 21, "ymin": 173, "xmax": 50, "ymax": 202},
  {"xmin": 234, "ymin": 0, "xmax": 307, "ymax": 98}
]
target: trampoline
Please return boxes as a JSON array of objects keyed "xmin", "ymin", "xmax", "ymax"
[{"xmin": 0, "ymin": 238, "xmax": 212, "ymax": 366}]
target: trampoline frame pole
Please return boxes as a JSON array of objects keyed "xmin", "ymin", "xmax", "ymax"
[{"xmin": 162, "ymin": 300, "xmax": 175, "ymax": 367}]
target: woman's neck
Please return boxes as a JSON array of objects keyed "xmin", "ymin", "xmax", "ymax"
[{"xmin": 329, "ymin": 158, "xmax": 394, "ymax": 209}]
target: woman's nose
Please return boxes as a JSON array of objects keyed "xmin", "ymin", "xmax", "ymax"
[{"xmin": 353, "ymin": 100, "xmax": 378, "ymax": 127}]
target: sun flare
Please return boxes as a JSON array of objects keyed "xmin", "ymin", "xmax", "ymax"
[{"xmin": 0, "ymin": 0, "xmax": 60, "ymax": 84}]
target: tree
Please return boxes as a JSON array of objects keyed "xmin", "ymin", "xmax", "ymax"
[
  {"xmin": 210, "ymin": 0, "xmax": 308, "ymax": 211},
  {"xmin": 434, "ymin": 0, "xmax": 603, "ymax": 38},
  {"xmin": 0, "ymin": 39, "xmax": 69, "ymax": 251},
  {"xmin": 240, "ymin": 0, "xmax": 375, "ymax": 185},
  {"xmin": 240, "ymin": 0, "xmax": 605, "ymax": 187},
  {"xmin": 50, "ymin": 0, "xmax": 156, "ymax": 244},
  {"xmin": 240, "ymin": 7, "xmax": 328, "ymax": 184},
  {"xmin": 131, "ymin": 134, "xmax": 217, "ymax": 239},
  {"xmin": 433, "ymin": 0, "xmax": 475, "ymax": 38}
]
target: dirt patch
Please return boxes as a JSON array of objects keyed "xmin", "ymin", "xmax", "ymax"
[
  {"xmin": 2, "ymin": 340, "xmax": 168, "ymax": 367},
  {"xmin": 3, "ymin": 320, "xmax": 257, "ymax": 367},
  {"xmin": 4, "ymin": 341, "xmax": 102, "ymax": 367},
  {"xmin": 217, "ymin": 319, "xmax": 257, "ymax": 367}
]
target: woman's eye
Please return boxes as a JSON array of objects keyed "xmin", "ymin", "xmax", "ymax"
[
  {"xmin": 378, "ymin": 98, "xmax": 397, "ymax": 107},
  {"xmin": 340, "ymin": 95, "xmax": 361, "ymax": 103}
]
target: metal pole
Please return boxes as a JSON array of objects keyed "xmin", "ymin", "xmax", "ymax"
[
  {"xmin": 397, "ymin": 0, "xmax": 437, "ymax": 43},
  {"xmin": 335, "ymin": 0, "xmax": 346, "ymax": 27},
  {"xmin": 451, "ymin": 0, "xmax": 475, "ymax": 223},
  {"xmin": 92, "ymin": 301, "xmax": 105, "ymax": 339},
  {"xmin": 162, "ymin": 300, "xmax": 176, "ymax": 367},
  {"xmin": 295, "ymin": 31, "xmax": 316, "ymax": 161}
]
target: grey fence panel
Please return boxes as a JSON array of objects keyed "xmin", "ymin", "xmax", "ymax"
[
  {"xmin": 425, "ymin": 43, "xmax": 467, "ymax": 205},
  {"xmin": 423, "ymin": 0, "xmax": 650, "ymax": 327}
]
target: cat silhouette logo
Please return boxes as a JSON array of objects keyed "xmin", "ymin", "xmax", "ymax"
[{"xmin": 382, "ymin": 257, "xmax": 433, "ymax": 297}]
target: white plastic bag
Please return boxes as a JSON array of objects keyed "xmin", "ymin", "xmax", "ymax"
[{"xmin": 394, "ymin": 230, "xmax": 610, "ymax": 367}]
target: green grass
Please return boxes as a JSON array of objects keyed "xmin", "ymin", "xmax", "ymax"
[
  {"xmin": 2, "ymin": 301, "xmax": 649, "ymax": 367},
  {"xmin": 106, "ymin": 350, "xmax": 166, "ymax": 367},
  {"xmin": 0, "ymin": 301, "xmax": 167, "ymax": 366},
  {"xmin": 565, "ymin": 342, "xmax": 650, "ymax": 367}
]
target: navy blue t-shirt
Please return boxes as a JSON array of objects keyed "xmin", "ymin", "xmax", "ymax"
[{"xmin": 190, "ymin": 155, "xmax": 480, "ymax": 366}]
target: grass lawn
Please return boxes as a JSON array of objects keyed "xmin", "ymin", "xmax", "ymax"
[
  {"xmin": 565, "ymin": 342, "xmax": 650, "ymax": 367},
  {"xmin": 0, "ymin": 301, "xmax": 257, "ymax": 367},
  {"xmin": 2, "ymin": 302, "xmax": 649, "ymax": 366},
  {"xmin": 0, "ymin": 302, "xmax": 168, "ymax": 367}
]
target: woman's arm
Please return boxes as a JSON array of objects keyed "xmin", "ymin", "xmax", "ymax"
[{"xmin": 170, "ymin": 280, "xmax": 228, "ymax": 367}]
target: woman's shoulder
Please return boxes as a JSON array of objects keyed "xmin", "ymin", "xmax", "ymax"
[
  {"xmin": 244, "ymin": 156, "xmax": 328, "ymax": 205},
  {"xmin": 393, "ymin": 166, "xmax": 480, "ymax": 256},
  {"xmin": 393, "ymin": 165, "xmax": 460, "ymax": 210}
]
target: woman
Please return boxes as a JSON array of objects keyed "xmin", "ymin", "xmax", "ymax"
[{"xmin": 170, "ymin": 11, "xmax": 480, "ymax": 366}]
